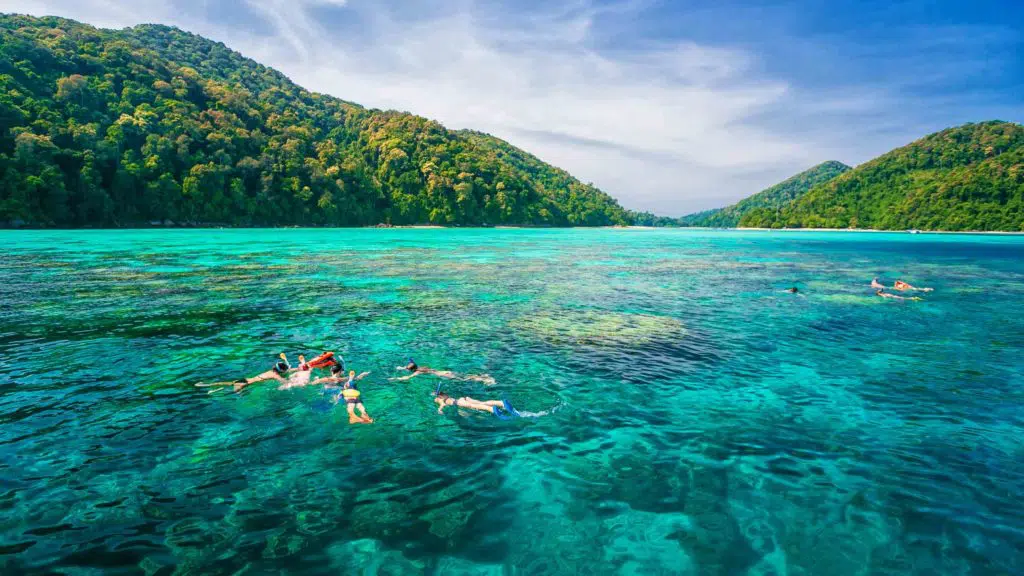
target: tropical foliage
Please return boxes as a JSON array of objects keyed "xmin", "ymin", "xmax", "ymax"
[
  {"xmin": 744, "ymin": 122, "xmax": 1024, "ymax": 231},
  {"xmin": 680, "ymin": 161, "xmax": 850, "ymax": 227},
  {"xmin": 0, "ymin": 15, "xmax": 631, "ymax": 227}
]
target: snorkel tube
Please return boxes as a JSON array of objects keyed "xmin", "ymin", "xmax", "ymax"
[{"xmin": 274, "ymin": 352, "xmax": 291, "ymax": 375}]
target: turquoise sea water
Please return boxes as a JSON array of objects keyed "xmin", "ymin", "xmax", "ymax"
[{"xmin": 2, "ymin": 229, "xmax": 1024, "ymax": 575}]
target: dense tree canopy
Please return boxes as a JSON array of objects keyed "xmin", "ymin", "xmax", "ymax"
[
  {"xmin": 680, "ymin": 161, "xmax": 850, "ymax": 227},
  {"xmin": 0, "ymin": 15, "xmax": 631, "ymax": 227},
  {"xmin": 744, "ymin": 122, "xmax": 1024, "ymax": 231}
]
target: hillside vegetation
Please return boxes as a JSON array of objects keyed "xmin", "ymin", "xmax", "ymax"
[
  {"xmin": 0, "ymin": 15, "xmax": 630, "ymax": 227},
  {"xmin": 680, "ymin": 161, "xmax": 850, "ymax": 227},
  {"xmin": 743, "ymin": 122, "xmax": 1024, "ymax": 231}
]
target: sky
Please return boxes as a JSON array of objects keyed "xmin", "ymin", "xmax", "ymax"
[{"xmin": 4, "ymin": 0, "xmax": 1023, "ymax": 215}]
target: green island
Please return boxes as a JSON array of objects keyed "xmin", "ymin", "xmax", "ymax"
[
  {"xmin": 740, "ymin": 121, "xmax": 1024, "ymax": 231},
  {"xmin": 1, "ymin": 14, "xmax": 1021, "ymax": 231},
  {"xmin": 0, "ymin": 15, "xmax": 630, "ymax": 227},
  {"xmin": 679, "ymin": 161, "xmax": 851, "ymax": 228}
]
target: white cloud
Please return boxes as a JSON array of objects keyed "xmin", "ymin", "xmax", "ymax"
[
  {"xmin": 2, "ymin": 0, "xmax": 1018, "ymax": 214},
  {"xmin": 234, "ymin": 0, "xmax": 819, "ymax": 214}
]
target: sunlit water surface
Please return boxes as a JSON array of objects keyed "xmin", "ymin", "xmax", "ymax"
[{"xmin": 2, "ymin": 229, "xmax": 1023, "ymax": 575}]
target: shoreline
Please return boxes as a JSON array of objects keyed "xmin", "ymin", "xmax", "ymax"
[
  {"xmin": 1, "ymin": 224, "xmax": 1022, "ymax": 235},
  {"xmin": 732, "ymin": 227, "xmax": 1024, "ymax": 235}
]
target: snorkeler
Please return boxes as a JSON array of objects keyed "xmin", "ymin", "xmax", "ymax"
[
  {"xmin": 785, "ymin": 287, "xmax": 799, "ymax": 293},
  {"xmin": 392, "ymin": 358, "xmax": 496, "ymax": 385},
  {"xmin": 434, "ymin": 392, "xmax": 513, "ymax": 416},
  {"xmin": 894, "ymin": 280, "xmax": 933, "ymax": 292},
  {"xmin": 324, "ymin": 368, "xmax": 373, "ymax": 424},
  {"xmin": 876, "ymin": 289, "xmax": 922, "ymax": 301},
  {"xmin": 310, "ymin": 363, "xmax": 370, "ymax": 387},
  {"xmin": 277, "ymin": 354, "xmax": 315, "ymax": 389},
  {"xmin": 196, "ymin": 353, "xmax": 292, "ymax": 392}
]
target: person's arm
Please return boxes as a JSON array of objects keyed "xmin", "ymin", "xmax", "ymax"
[
  {"xmin": 389, "ymin": 373, "xmax": 418, "ymax": 381},
  {"xmin": 354, "ymin": 371, "xmax": 371, "ymax": 381}
]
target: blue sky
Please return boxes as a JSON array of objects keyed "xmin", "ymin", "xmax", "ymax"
[{"xmin": 5, "ymin": 0, "xmax": 1023, "ymax": 215}]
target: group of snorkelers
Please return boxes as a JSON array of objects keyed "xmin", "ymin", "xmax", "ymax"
[
  {"xmin": 871, "ymin": 277, "xmax": 933, "ymax": 301},
  {"xmin": 782, "ymin": 277, "xmax": 933, "ymax": 301},
  {"xmin": 197, "ymin": 356, "xmax": 507, "ymax": 424}
]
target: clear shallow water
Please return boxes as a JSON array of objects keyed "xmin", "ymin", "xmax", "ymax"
[{"xmin": 2, "ymin": 229, "xmax": 1023, "ymax": 575}]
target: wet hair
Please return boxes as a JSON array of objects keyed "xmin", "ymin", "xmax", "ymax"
[
  {"xmin": 274, "ymin": 361, "xmax": 289, "ymax": 374},
  {"xmin": 407, "ymin": 361, "xmax": 419, "ymax": 372},
  {"xmin": 330, "ymin": 364, "xmax": 343, "ymax": 375},
  {"xmin": 436, "ymin": 392, "xmax": 450, "ymax": 400}
]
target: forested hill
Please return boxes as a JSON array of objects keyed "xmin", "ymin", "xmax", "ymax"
[
  {"xmin": 0, "ymin": 15, "xmax": 631, "ymax": 227},
  {"xmin": 679, "ymin": 161, "xmax": 850, "ymax": 227},
  {"xmin": 743, "ymin": 122, "xmax": 1024, "ymax": 231}
]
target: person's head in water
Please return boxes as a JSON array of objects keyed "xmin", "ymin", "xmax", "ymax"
[
  {"xmin": 786, "ymin": 287, "xmax": 799, "ymax": 293},
  {"xmin": 406, "ymin": 359, "xmax": 418, "ymax": 372},
  {"xmin": 436, "ymin": 392, "xmax": 450, "ymax": 401},
  {"xmin": 273, "ymin": 361, "xmax": 289, "ymax": 375},
  {"xmin": 331, "ymin": 364, "xmax": 343, "ymax": 376}
]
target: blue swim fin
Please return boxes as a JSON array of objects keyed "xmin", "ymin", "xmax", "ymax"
[{"xmin": 502, "ymin": 399, "xmax": 522, "ymax": 418}]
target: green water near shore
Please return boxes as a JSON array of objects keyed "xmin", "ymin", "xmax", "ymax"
[{"xmin": 2, "ymin": 229, "xmax": 1023, "ymax": 575}]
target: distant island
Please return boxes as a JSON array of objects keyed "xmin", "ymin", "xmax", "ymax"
[
  {"xmin": 743, "ymin": 122, "xmax": 1023, "ymax": 231},
  {"xmin": 675, "ymin": 121, "xmax": 1023, "ymax": 232},
  {"xmin": 1, "ymin": 15, "xmax": 1021, "ymax": 231},
  {"xmin": 678, "ymin": 161, "xmax": 851, "ymax": 228},
  {"xmin": 0, "ymin": 15, "xmax": 630, "ymax": 228}
]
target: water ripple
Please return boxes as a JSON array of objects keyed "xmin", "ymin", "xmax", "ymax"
[{"xmin": 1, "ymin": 229, "xmax": 1023, "ymax": 574}]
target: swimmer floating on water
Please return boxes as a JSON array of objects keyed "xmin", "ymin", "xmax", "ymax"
[
  {"xmin": 893, "ymin": 280, "xmax": 933, "ymax": 292},
  {"xmin": 876, "ymin": 289, "xmax": 922, "ymax": 301},
  {"xmin": 319, "ymin": 367, "xmax": 373, "ymax": 424},
  {"xmin": 391, "ymin": 358, "xmax": 495, "ymax": 385},
  {"xmin": 309, "ymin": 362, "xmax": 368, "ymax": 387},
  {"xmin": 434, "ymin": 392, "xmax": 518, "ymax": 417},
  {"xmin": 278, "ymin": 355, "xmax": 319, "ymax": 390},
  {"xmin": 783, "ymin": 286, "xmax": 806, "ymax": 298},
  {"xmin": 196, "ymin": 353, "xmax": 292, "ymax": 392}
]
